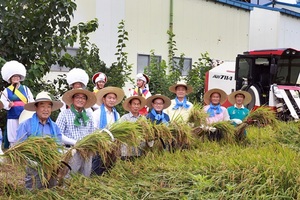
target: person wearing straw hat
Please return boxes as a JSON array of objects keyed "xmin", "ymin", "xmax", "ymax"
[
  {"xmin": 56, "ymin": 88, "xmax": 97, "ymax": 177},
  {"xmin": 130, "ymin": 73, "xmax": 151, "ymax": 116},
  {"xmin": 60, "ymin": 68, "xmax": 90, "ymax": 112},
  {"xmin": 165, "ymin": 82, "xmax": 193, "ymax": 122},
  {"xmin": 92, "ymin": 86, "xmax": 124, "ymax": 175},
  {"xmin": 227, "ymin": 90, "xmax": 252, "ymax": 125},
  {"xmin": 146, "ymin": 94, "xmax": 171, "ymax": 125},
  {"xmin": 203, "ymin": 88, "xmax": 230, "ymax": 124},
  {"xmin": 15, "ymin": 91, "xmax": 63, "ymax": 190},
  {"xmin": 92, "ymin": 72, "xmax": 107, "ymax": 93},
  {"xmin": 92, "ymin": 86, "xmax": 125, "ymax": 129},
  {"xmin": 0, "ymin": 60, "xmax": 34, "ymax": 147},
  {"xmin": 119, "ymin": 96, "xmax": 147, "ymax": 159}
]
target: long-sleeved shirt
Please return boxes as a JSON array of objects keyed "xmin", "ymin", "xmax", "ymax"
[
  {"xmin": 165, "ymin": 99, "xmax": 193, "ymax": 122},
  {"xmin": 203, "ymin": 105, "xmax": 230, "ymax": 124}
]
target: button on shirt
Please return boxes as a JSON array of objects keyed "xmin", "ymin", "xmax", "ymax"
[
  {"xmin": 56, "ymin": 109, "xmax": 95, "ymax": 141},
  {"xmin": 16, "ymin": 117, "xmax": 62, "ymax": 143},
  {"xmin": 227, "ymin": 104, "xmax": 249, "ymax": 121}
]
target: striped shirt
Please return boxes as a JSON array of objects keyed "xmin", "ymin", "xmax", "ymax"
[{"xmin": 56, "ymin": 109, "xmax": 95, "ymax": 141}]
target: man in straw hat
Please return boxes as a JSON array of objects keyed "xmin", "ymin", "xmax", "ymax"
[
  {"xmin": 130, "ymin": 73, "xmax": 151, "ymax": 115},
  {"xmin": 0, "ymin": 60, "xmax": 34, "ymax": 147},
  {"xmin": 15, "ymin": 91, "xmax": 63, "ymax": 190},
  {"xmin": 56, "ymin": 88, "xmax": 97, "ymax": 177},
  {"xmin": 165, "ymin": 81, "xmax": 193, "ymax": 122},
  {"xmin": 92, "ymin": 86, "xmax": 124, "ymax": 175},
  {"xmin": 119, "ymin": 96, "xmax": 147, "ymax": 159},
  {"xmin": 227, "ymin": 90, "xmax": 252, "ymax": 125},
  {"xmin": 146, "ymin": 94, "xmax": 171, "ymax": 125},
  {"xmin": 92, "ymin": 86, "xmax": 125, "ymax": 129},
  {"xmin": 203, "ymin": 88, "xmax": 229, "ymax": 124}
]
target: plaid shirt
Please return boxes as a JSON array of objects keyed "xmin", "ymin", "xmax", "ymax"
[{"xmin": 56, "ymin": 109, "xmax": 95, "ymax": 141}]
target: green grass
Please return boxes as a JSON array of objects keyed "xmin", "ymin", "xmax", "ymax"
[{"xmin": 2, "ymin": 122, "xmax": 300, "ymax": 199}]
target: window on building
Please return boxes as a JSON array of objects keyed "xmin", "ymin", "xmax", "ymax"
[
  {"xmin": 173, "ymin": 57, "xmax": 192, "ymax": 76},
  {"xmin": 50, "ymin": 47, "xmax": 79, "ymax": 72},
  {"xmin": 137, "ymin": 54, "xmax": 161, "ymax": 73}
]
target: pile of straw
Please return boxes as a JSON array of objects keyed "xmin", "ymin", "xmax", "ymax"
[{"xmin": 245, "ymin": 106, "xmax": 278, "ymax": 126}]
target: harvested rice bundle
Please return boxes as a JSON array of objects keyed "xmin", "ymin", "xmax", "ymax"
[
  {"xmin": 169, "ymin": 121, "xmax": 194, "ymax": 149},
  {"xmin": 136, "ymin": 118, "xmax": 156, "ymax": 142},
  {"xmin": 187, "ymin": 103, "xmax": 208, "ymax": 127},
  {"xmin": 235, "ymin": 122, "xmax": 248, "ymax": 141},
  {"xmin": 245, "ymin": 106, "xmax": 278, "ymax": 127},
  {"xmin": 211, "ymin": 121, "xmax": 236, "ymax": 143},
  {"xmin": 2, "ymin": 137, "xmax": 61, "ymax": 185}
]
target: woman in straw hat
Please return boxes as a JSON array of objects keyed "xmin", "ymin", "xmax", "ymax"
[
  {"xmin": 15, "ymin": 91, "xmax": 63, "ymax": 190},
  {"xmin": 203, "ymin": 88, "xmax": 230, "ymax": 124},
  {"xmin": 130, "ymin": 73, "xmax": 151, "ymax": 115},
  {"xmin": 165, "ymin": 81, "xmax": 193, "ymax": 122},
  {"xmin": 227, "ymin": 90, "xmax": 252, "ymax": 125},
  {"xmin": 146, "ymin": 94, "xmax": 171, "ymax": 125},
  {"xmin": 0, "ymin": 60, "xmax": 34, "ymax": 147}
]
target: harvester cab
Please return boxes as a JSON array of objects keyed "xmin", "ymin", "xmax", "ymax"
[{"xmin": 206, "ymin": 48, "xmax": 300, "ymax": 121}]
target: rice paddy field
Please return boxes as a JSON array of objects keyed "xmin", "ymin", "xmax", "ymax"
[{"xmin": 1, "ymin": 116, "xmax": 300, "ymax": 199}]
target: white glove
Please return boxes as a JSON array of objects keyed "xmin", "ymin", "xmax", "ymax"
[
  {"xmin": 208, "ymin": 127, "xmax": 217, "ymax": 132},
  {"xmin": 62, "ymin": 134, "xmax": 77, "ymax": 146},
  {"xmin": 147, "ymin": 140, "xmax": 154, "ymax": 147},
  {"xmin": 0, "ymin": 148, "xmax": 3, "ymax": 155},
  {"xmin": 231, "ymin": 119, "xmax": 242, "ymax": 125}
]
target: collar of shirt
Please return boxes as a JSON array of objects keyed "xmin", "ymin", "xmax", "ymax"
[
  {"xmin": 234, "ymin": 104, "xmax": 245, "ymax": 109},
  {"xmin": 129, "ymin": 112, "xmax": 141, "ymax": 118}
]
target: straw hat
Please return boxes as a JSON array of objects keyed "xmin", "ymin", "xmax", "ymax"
[
  {"xmin": 136, "ymin": 73, "xmax": 150, "ymax": 84},
  {"xmin": 122, "ymin": 96, "xmax": 146, "ymax": 112},
  {"xmin": 1, "ymin": 60, "xmax": 27, "ymax": 83},
  {"xmin": 66, "ymin": 68, "xmax": 89, "ymax": 88},
  {"xmin": 19, "ymin": 110, "xmax": 35, "ymax": 124},
  {"xmin": 203, "ymin": 88, "xmax": 227, "ymax": 105},
  {"xmin": 228, "ymin": 90, "xmax": 252, "ymax": 105},
  {"xmin": 62, "ymin": 88, "xmax": 97, "ymax": 108},
  {"xmin": 92, "ymin": 72, "xmax": 107, "ymax": 84},
  {"xmin": 24, "ymin": 91, "xmax": 63, "ymax": 111},
  {"xmin": 95, "ymin": 86, "xmax": 125, "ymax": 106},
  {"xmin": 146, "ymin": 94, "xmax": 171, "ymax": 109},
  {"xmin": 169, "ymin": 82, "xmax": 193, "ymax": 95}
]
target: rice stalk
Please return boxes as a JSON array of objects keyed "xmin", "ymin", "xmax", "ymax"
[
  {"xmin": 2, "ymin": 137, "xmax": 61, "ymax": 187},
  {"xmin": 187, "ymin": 103, "xmax": 208, "ymax": 127},
  {"xmin": 169, "ymin": 121, "xmax": 194, "ymax": 149},
  {"xmin": 245, "ymin": 106, "xmax": 279, "ymax": 127},
  {"xmin": 136, "ymin": 117, "xmax": 156, "ymax": 141},
  {"xmin": 210, "ymin": 121, "xmax": 236, "ymax": 143}
]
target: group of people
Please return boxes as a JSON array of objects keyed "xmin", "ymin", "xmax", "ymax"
[{"xmin": 0, "ymin": 60, "xmax": 252, "ymax": 190}]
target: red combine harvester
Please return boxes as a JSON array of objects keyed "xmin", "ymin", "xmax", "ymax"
[{"xmin": 205, "ymin": 48, "xmax": 300, "ymax": 121}]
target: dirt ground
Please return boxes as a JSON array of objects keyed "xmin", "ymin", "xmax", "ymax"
[{"xmin": 0, "ymin": 162, "xmax": 25, "ymax": 195}]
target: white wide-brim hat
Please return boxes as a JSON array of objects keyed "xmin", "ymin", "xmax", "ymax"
[
  {"xmin": 169, "ymin": 82, "xmax": 193, "ymax": 95},
  {"xmin": 146, "ymin": 94, "xmax": 171, "ymax": 109},
  {"xmin": 62, "ymin": 88, "xmax": 97, "ymax": 109},
  {"xmin": 1, "ymin": 60, "xmax": 26, "ymax": 83},
  {"xmin": 228, "ymin": 90, "xmax": 252, "ymax": 105},
  {"xmin": 24, "ymin": 91, "xmax": 63, "ymax": 111},
  {"xmin": 122, "ymin": 96, "xmax": 146, "ymax": 112},
  {"xmin": 66, "ymin": 68, "xmax": 89, "ymax": 87},
  {"xmin": 203, "ymin": 88, "xmax": 227, "ymax": 105},
  {"xmin": 95, "ymin": 87, "xmax": 125, "ymax": 106}
]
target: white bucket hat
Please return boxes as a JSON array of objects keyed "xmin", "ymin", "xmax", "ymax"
[{"xmin": 66, "ymin": 68, "xmax": 89, "ymax": 88}]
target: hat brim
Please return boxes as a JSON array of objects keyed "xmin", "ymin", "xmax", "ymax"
[
  {"xmin": 169, "ymin": 83, "xmax": 193, "ymax": 95},
  {"xmin": 96, "ymin": 87, "xmax": 125, "ymax": 106},
  {"xmin": 24, "ymin": 100, "xmax": 63, "ymax": 112},
  {"xmin": 228, "ymin": 90, "xmax": 252, "ymax": 105},
  {"xmin": 62, "ymin": 88, "xmax": 97, "ymax": 109},
  {"xmin": 19, "ymin": 110, "xmax": 35, "ymax": 124},
  {"xmin": 146, "ymin": 94, "xmax": 171, "ymax": 109},
  {"xmin": 122, "ymin": 96, "xmax": 146, "ymax": 112},
  {"xmin": 92, "ymin": 72, "xmax": 107, "ymax": 84},
  {"xmin": 204, "ymin": 88, "xmax": 227, "ymax": 105}
]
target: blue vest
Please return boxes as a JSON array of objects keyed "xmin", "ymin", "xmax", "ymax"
[{"xmin": 6, "ymin": 85, "xmax": 28, "ymax": 119}]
